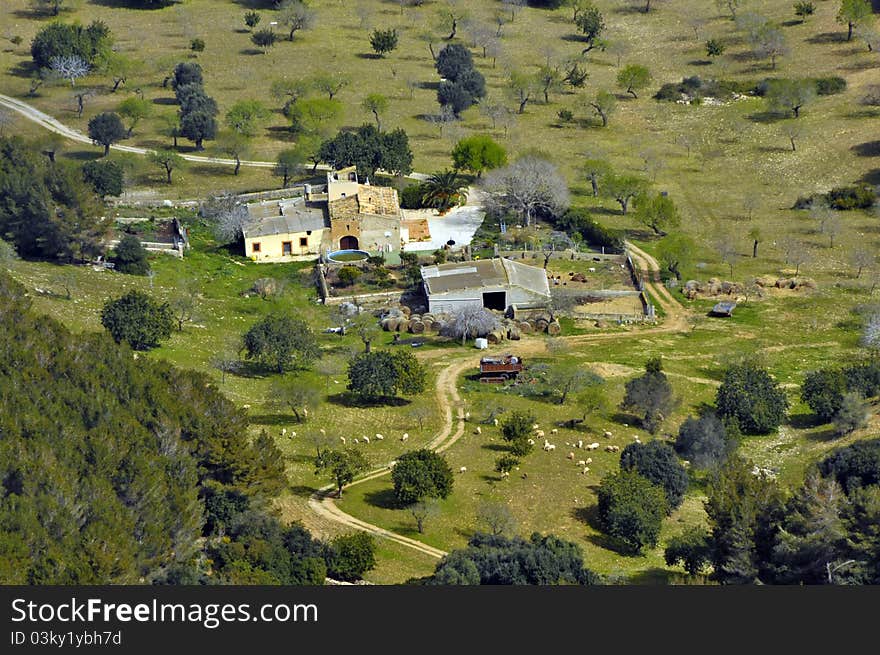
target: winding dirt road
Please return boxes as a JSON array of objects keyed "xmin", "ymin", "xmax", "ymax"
[
  {"xmin": 0, "ymin": 93, "xmax": 431, "ymax": 180},
  {"xmin": 308, "ymin": 242, "xmax": 690, "ymax": 560}
]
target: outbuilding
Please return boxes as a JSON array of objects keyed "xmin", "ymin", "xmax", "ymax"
[{"xmin": 421, "ymin": 258, "xmax": 551, "ymax": 314}]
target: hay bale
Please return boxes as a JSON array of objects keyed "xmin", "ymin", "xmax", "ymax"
[
  {"xmin": 396, "ymin": 319, "xmax": 409, "ymax": 332},
  {"xmin": 518, "ymin": 321, "xmax": 533, "ymax": 334},
  {"xmin": 547, "ymin": 320, "xmax": 562, "ymax": 336},
  {"xmin": 410, "ymin": 320, "xmax": 425, "ymax": 334},
  {"xmin": 507, "ymin": 326, "xmax": 521, "ymax": 340},
  {"xmin": 535, "ymin": 318, "xmax": 549, "ymax": 332},
  {"xmin": 487, "ymin": 330, "xmax": 505, "ymax": 344},
  {"xmin": 400, "ymin": 306, "xmax": 412, "ymax": 317},
  {"xmin": 381, "ymin": 318, "xmax": 396, "ymax": 332}
]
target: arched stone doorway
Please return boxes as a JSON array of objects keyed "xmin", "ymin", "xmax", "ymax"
[{"xmin": 340, "ymin": 235, "xmax": 359, "ymax": 250}]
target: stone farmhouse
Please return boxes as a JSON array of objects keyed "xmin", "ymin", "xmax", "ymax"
[
  {"xmin": 421, "ymin": 258, "xmax": 551, "ymax": 314},
  {"xmin": 243, "ymin": 166, "xmax": 430, "ymax": 262}
]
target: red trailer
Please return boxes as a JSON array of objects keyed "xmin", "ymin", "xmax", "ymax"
[{"xmin": 479, "ymin": 354, "xmax": 523, "ymax": 383}]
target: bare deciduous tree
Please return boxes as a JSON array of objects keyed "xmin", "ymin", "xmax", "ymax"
[
  {"xmin": 851, "ymin": 247, "xmax": 875, "ymax": 279},
  {"xmin": 440, "ymin": 305, "xmax": 500, "ymax": 344},
  {"xmin": 49, "ymin": 55, "xmax": 89, "ymax": 86},
  {"xmin": 201, "ymin": 193, "xmax": 249, "ymax": 243},
  {"xmin": 482, "ymin": 156, "xmax": 570, "ymax": 226},
  {"xmin": 715, "ymin": 236, "xmax": 739, "ymax": 277}
]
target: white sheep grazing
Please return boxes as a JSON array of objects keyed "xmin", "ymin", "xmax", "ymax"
[
  {"xmin": 353, "ymin": 438, "xmax": 359, "ymax": 444},
  {"xmin": 582, "ymin": 467, "xmax": 590, "ymax": 475},
  {"xmin": 603, "ymin": 430, "xmax": 613, "ymax": 438},
  {"xmin": 474, "ymin": 426, "xmax": 482, "ymax": 435},
  {"xmin": 500, "ymin": 471, "xmax": 510, "ymax": 479},
  {"xmin": 375, "ymin": 434, "xmax": 384, "ymax": 441},
  {"xmin": 340, "ymin": 436, "xmax": 346, "ymax": 444},
  {"xmin": 576, "ymin": 460, "xmax": 586, "ymax": 467},
  {"xmin": 585, "ymin": 458, "xmax": 592, "ymax": 465},
  {"xmin": 242, "ymin": 404, "xmax": 251, "ymax": 410},
  {"xmin": 682, "ymin": 460, "xmax": 691, "ymax": 469},
  {"xmin": 362, "ymin": 436, "xmax": 370, "ymax": 444},
  {"xmin": 551, "ymin": 428, "xmax": 559, "ymax": 435},
  {"xmin": 290, "ymin": 431, "xmax": 296, "ymax": 438},
  {"xmin": 576, "ymin": 440, "xmax": 584, "ymax": 449},
  {"xmin": 535, "ymin": 430, "xmax": 545, "ymax": 438},
  {"xmin": 465, "ymin": 411, "xmax": 471, "ymax": 421},
  {"xmin": 567, "ymin": 452, "xmax": 575, "ymax": 460},
  {"xmin": 527, "ymin": 438, "xmax": 535, "ymax": 446},
  {"xmin": 532, "ymin": 424, "xmax": 540, "ymax": 430},
  {"xmin": 587, "ymin": 442, "xmax": 600, "ymax": 451},
  {"xmin": 493, "ymin": 418, "xmax": 499, "ymax": 427},
  {"xmin": 281, "ymin": 428, "xmax": 287, "ymax": 436},
  {"xmin": 389, "ymin": 460, "xmax": 398, "ymax": 468},
  {"xmin": 546, "ymin": 444, "xmax": 556, "ymax": 452},
  {"xmin": 401, "ymin": 433, "xmax": 409, "ymax": 442},
  {"xmin": 459, "ymin": 466, "xmax": 467, "ymax": 473},
  {"xmin": 320, "ymin": 428, "xmax": 326, "ymax": 435}
]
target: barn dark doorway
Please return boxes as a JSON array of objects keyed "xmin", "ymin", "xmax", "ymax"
[
  {"xmin": 482, "ymin": 291, "xmax": 506, "ymax": 311},
  {"xmin": 340, "ymin": 235, "xmax": 359, "ymax": 250}
]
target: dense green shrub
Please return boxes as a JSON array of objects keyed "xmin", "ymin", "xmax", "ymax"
[
  {"xmin": 391, "ymin": 449, "xmax": 454, "ymax": 506},
  {"xmin": 113, "ymin": 234, "xmax": 150, "ymax": 275},
  {"xmin": 324, "ymin": 533, "xmax": 377, "ymax": 582},
  {"xmin": 814, "ymin": 76, "xmax": 847, "ymax": 95},
  {"xmin": 101, "ymin": 290, "xmax": 173, "ymax": 350},
  {"xmin": 715, "ymin": 362, "xmax": 789, "ymax": 434},
  {"xmin": 620, "ymin": 441, "xmax": 689, "ymax": 510},
  {"xmin": 597, "ymin": 470, "xmax": 668, "ymax": 553},
  {"xmin": 828, "ymin": 185, "xmax": 876, "ymax": 210},
  {"xmin": 400, "ymin": 183, "xmax": 427, "ymax": 209}
]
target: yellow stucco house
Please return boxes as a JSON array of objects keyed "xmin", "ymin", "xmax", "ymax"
[{"xmin": 243, "ymin": 197, "xmax": 327, "ymax": 262}]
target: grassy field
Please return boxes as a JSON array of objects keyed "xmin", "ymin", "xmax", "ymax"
[{"xmin": 2, "ymin": 0, "xmax": 880, "ymax": 583}]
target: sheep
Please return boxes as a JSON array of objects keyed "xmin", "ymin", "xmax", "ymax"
[
  {"xmin": 527, "ymin": 438, "xmax": 535, "ymax": 446},
  {"xmin": 353, "ymin": 438, "xmax": 359, "ymax": 444},
  {"xmin": 459, "ymin": 466, "xmax": 467, "ymax": 474},
  {"xmin": 544, "ymin": 444, "xmax": 556, "ymax": 452},
  {"xmin": 375, "ymin": 434, "xmax": 384, "ymax": 441},
  {"xmin": 340, "ymin": 436, "xmax": 346, "ymax": 444},
  {"xmin": 532, "ymin": 424, "xmax": 540, "ymax": 430},
  {"xmin": 603, "ymin": 430, "xmax": 613, "ymax": 438},
  {"xmin": 551, "ymin": 428, "xmax": 559, "ymax": 435},
  {"xmin": 585, "ymin": 458, "xmax": 592, "ymax": 465},
  {"xmin": 464, "ymin": 411, "xmax": 471, "ymax": 421},
  {"xmin": 581, "ymin": 467, "xmax": 590, "ymax": 475},
  {"xmin": 389, "ymin": 460, "xmax": 398, "ymax": 468},
  {"xmin": 281, "ymin": 428, "xmax": 287, "ymax": 436},
  {"xmin": 567, "ymin": 452, "xmax": 575, "ymax": 460},
  {"xmin": 576, "ymin": 460, "xmax": 587, "ymax": 467},
  {"xmin": 362, "ymin": 435, "xmax": 370, "ymax": 444},
  {"xmin": 320, "ymin": 428, "xmax": 326, "ymax": 435},
  {"xmin": 474, "ymin": 426, "xmax": 482, "ymax": 435},
  {"xmin": 535, "ymin": 430, "xmax": 545, "ymax": 438},
  {"xmin": 682, "ymin": 460, "xmax": 691, "ymax": 469},
  {"xmin": 290, "ymin": 431, "xmax": 296, "ymax": 438},
  {"xmin": 401, "ymin": 433, "xmax": 409, "ymax": 442},
  {"xmin": 587, "ymin": 442, "xmax": 600, "ymax": 451},
  {"xmin": 576, "ymin": 440, "xmax": 584, "ymax": 449},
  {"xmin": 242, "ymin": 404, "xmax": 251, "ymax": 410},
  {"xmin": 493, "ymin": 418, "xmax": 499, "ymax": 427}
]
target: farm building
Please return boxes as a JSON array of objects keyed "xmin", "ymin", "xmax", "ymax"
[
  {"xmin": 421, "ymin": 258, "xmax": 551, "ymax": 314},
  {"xmin": 243, "ymin": 197, "xmax": 327, "ymax": 262},
  {"xmin": 243, "ymin": 166, "xmax": 430, "ymax": 261}
]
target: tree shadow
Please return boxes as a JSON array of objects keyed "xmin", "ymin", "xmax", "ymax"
[
  {"xmin": 806, "ymin": 32, "xmax": 847, "ymax": 44},
  {"xmin": 688, "ymin": 60, "xmax": 713, "ymax": 67},
  {"xmin": 481, "ymin": 443, "xmax": 511, "ymax": 452},
  {"xmin": 64, "ymin": 150, "xmax": 102, "ymax": 162},
  {"xmin": 229, "ymin": 361, "xmax": 270, "ymax": 379},
  {"xmin": 327, "ymin": 392, "xmax": 411, "ymax": 408},
  {"xmin": 8, "ymin": 61, "xmax": 37, "ymax": 78},
  {"xmin": 356, "ymin": 53, "xmax": 381, "ymax": 60},
  {"xmin": 240, "ymin": 48, "xmax": 266, "ymax": 56},
  {"xmin": 757, "ymin": 146, "xmax": 792, "ymax": 154},
  {"xmin": 838, "ymin": 60, "xmax": 880, "ymax": 72},
  {"xmin": 364, "ymin": 487, "xmax": 399, "ymax": 510},
  {"xmin": 806, "ymin": 427, "xmax": 841, "ymax": 442},
  {"xmin": 851, "ymin": 141, "xmax": 880, "ymax": 157},
  {"xmin": 746, "ymin": 111, "xmax": 786, "ymax": 124},
  {"xmin": 787, "ymin": 412, "xmax": 820, "ymax": 430},
  {"xmin": 612, "ymin": 411, "xmax": 641, "ymax": 426},
  {"xmin": 289, "ymin": 485, "xmax": 316, "ymax": 498},
  {"xmin": 152, "ymin": 97, "xmax": 178, "ymax": 106},
  {"xmin": 860, "ymin": 169, "xmax": 880, "ymax": 185},
  {"xmin": 781, "ymin": 19, "xmax": 804, "ymax": 27}
]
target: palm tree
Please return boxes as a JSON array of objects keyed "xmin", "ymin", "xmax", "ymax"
[{"xmin": 421, "ymin": 170, "xmax": 468, "ymax": 215}]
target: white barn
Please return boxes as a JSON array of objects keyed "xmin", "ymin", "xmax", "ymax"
[{"xmin": 421, "ymin": 258, "xmax": 551, "ymax": 314}]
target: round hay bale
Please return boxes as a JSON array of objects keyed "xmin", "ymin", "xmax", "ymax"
[
  {"xmin": 421, "ymin": 318, "xmax": 434, "ymax": 331},
  {"xmin": 381, "ymin": 318, "xmax": 395, "ymax": 332},
  {"xmin": 518, "ymin": 321, "xmax": 533, "ymax": 334},
  {"xmin": 507, "ymin": 326, "xmax": 521, "ymax": 340},
  {"xmin": 487, "ymin": 330, "xmax": 504, "ymax": 344},
  {"xmin": 396, "ymin": 319, "xmax": 409, "ymax": 332},
  {"xmin": 547, "ymin": 320, "xmax": 562, "ymax": 336},
  {"xmin": 401, "ymin": 306, "xmax": 412, "ymax": 317},
  {"xmin": 410, "ymin": 320, "xmax": 425, "ymax": 334},
  {"xmin": 535, "ymin": 319, "xmax": 549, "ymax": 332}
]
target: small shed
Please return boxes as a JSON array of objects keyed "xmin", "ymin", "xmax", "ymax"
[{"xmin": 710, "ymin": 301, "xmax": 736, "ymax": 317}]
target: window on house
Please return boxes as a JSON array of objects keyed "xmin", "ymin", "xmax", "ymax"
[
  {"xmin": 299, "ymin": 237, "xmax": 308, "ymax": 247},
  {"xmin": 252, "ymin": 242, "xmax": 261, "ymax": 253},
  {"xmin": 282, "ymin": 241, "xmax": 292, "ymax": 255}
]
